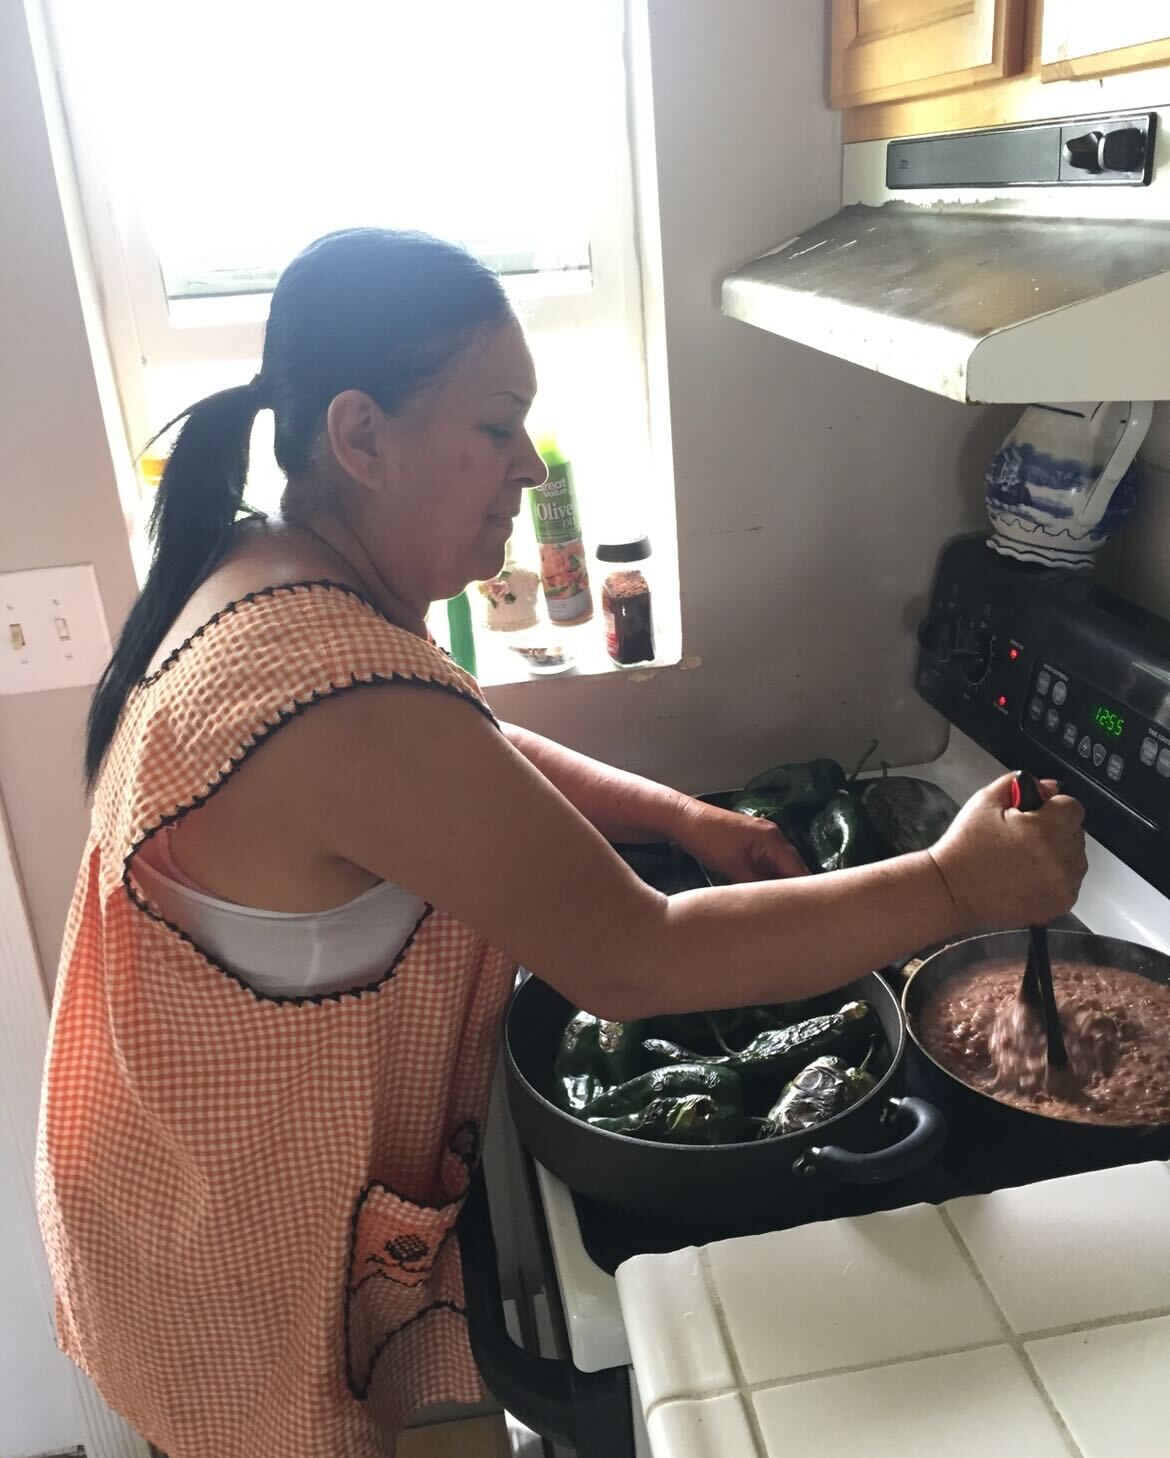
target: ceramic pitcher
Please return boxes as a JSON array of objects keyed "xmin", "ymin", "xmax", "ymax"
[{"xmin": 985, "ymin": 400, "xmax": 1153, "ymax": 569}]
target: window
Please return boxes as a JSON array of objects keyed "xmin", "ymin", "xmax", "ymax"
[{"xmin": 47, "ymin": 0, "xmax": 671, "ymax": 679}]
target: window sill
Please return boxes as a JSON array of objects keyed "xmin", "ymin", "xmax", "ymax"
[{"xmin": 471, "ymin": 616, "xmax": 682, "ymax": 689}]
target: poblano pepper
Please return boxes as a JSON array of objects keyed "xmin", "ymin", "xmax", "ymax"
[
  {"xmin": 554, "ymin": 1012, "xmax": 642, "ymax": 1113},
  {"xmin": 647, "ymin": 1004, "xmax": 786, "ymax": 1055},
  {"xmin": 731, "ymin": 758, "xmax": 847, "ymax": 872},
  {"xmin": 739, "ymin": 757, "xmax": 847, "ymax": 809},
  {"xmin": 587, "ymin": 1093, "xmax": 745, "ymax": 1144},
  {"xmin": 808, "ymin": 791, "xmax": 881, "ymax": 872},
  {"xmin": 756, "ymin": 1053, "xmax": 877, "ymax": 1137},
  {"xmin": 643, "ymin": 1001, "xmax": 874, "ymax": 1081},
  {"xmin": 581, "ymin": 1062, "xmax": 742, "ymax": 1116},
  {"xmin": 858, "ymin": 776, "xmax": 957, "ymax": 858}
]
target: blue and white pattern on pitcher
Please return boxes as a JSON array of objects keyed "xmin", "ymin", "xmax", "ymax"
[
  {"xmin": 984, "ymin": 402, "xmax": 1149, "ymax": 571},
  {"xmin": 986, "ymin": 444, "xmax": 1139, "ymax": 533}
]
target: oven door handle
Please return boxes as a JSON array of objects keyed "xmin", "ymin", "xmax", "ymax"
[{"xmin": 461, "ymin": 1165, "xmax": 578, "ymax": 1448}]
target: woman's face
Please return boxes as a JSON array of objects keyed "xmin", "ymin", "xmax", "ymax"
[{"xmin": 331, "ymin": 319, "xmax": 547, "ymax": 606}]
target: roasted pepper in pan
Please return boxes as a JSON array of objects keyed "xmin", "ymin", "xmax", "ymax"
[
  {"xmin": 580, "ymin": 1062, "xmax": 742, "ymax": 1120},
  {"xmin": 643, "ymin": 1001, "xmax": 874, "ymax": 1081},
  {"xmin": 738, "ymin": 757, "xmax": 847, "ymax": 810},
  {"xmin": 808, "ymin": 791, "xmax": 880, "ymax": 873},
  {"xmin": 587, "ymin": 1093, "xmax": 746, "ymax": 1144},
  {"xmin": 757, "ymin": 1053, "xmax": 877, "ymax": 1138},
  {"xmin": 553, "ymin": 1012, "xmax": 642, "ymax": 1113},
  {"xmin": 728, "ymin": 801, "xmax": 816, "ymax": 874},
  {"xmin": 647, "ymin": 1004, "xmax": 787, "ymax": 1055},
  {"xmin": 858, "ymin": 776, "xmax": 958, "ymax": 859},
  {"xmin": 732, "ymin": 758, "xmax": 847, "ymax": 871}
]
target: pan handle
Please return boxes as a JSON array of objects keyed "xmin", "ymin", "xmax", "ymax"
[{"xmin": 794, "ymin": 1097, "xmax": 947, "ymax": 1185}]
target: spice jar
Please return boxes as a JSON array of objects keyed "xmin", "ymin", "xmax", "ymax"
[{"xmin": 598, "ymin": 537, "xmax": 655, "ymax": 667}]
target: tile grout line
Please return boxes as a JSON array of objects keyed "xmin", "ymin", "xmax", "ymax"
[
  {"xmin": 737, "ymin": 1336, "xmax": 1007, "ymax": 1395},
  {"xmin": 641, "ymin": 1385, "xmax": 754, "ymax": 1420},
  {"xmin": 936, "ymin": 1208, "xmax": 1086, "ymax": 1458},
  {"xmin": 695, "ymin": 1246, "xmax": 769, "ymax": 1458},
  {"xmin": 643, "ymin": 1334, "xmax": 1013, "ymax": 1418},
  {"xmin": 1021, "ymin": 1303, "xmax": 1170, "ymax": 1343}
]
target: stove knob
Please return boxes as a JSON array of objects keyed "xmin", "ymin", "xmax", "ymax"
[
  {"xmin": 917, "ymin": 609, "xmax": 957, "ymax": 660},
  {"xmin": 961, "ymin": 627, "xmax": 994, "ymax": 685},
  {"xmin": 1063, "ymin": 130, "xmax": 1104, "ymax": 174},
  {"xmin": 1101, "ymin": 127, "xmax": 1147, "ymax": 173}
]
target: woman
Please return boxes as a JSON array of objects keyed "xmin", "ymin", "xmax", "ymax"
[{"xmin": 37, "ymin": 229, "xmax": 1085, "ymax": 1458}]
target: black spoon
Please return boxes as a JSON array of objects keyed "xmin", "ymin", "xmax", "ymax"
[{"xmin": 1011, "ymin": 770, "xmax": 1069, "ymax": 1071}]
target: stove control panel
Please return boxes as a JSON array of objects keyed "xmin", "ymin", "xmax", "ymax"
[
  {"xmin": 916, "ymin": 536, "xmax": 1170, "ymax": 897},
  {"xmin": 1021, "ymin": 660, "xmax": 1170, "ymax": 828}
]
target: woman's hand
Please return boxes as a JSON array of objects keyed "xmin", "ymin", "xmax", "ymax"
[
  {"xmin": 930, "ymin": 774, "xmax": 1087, "ymax": 930},
  {"xmin": 674, "ymin": 802, "xmax": 808, "ymax": 882}
]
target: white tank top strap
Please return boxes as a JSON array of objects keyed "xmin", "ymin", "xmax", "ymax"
[{"xmin": 132, "ymin": 828, "xmax": 426, "ymax": 999}]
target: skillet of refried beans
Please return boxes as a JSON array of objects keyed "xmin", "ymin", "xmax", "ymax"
[{"xmin": 917, "ymin": 957, "xmax": 1170, "ymax": 1126}]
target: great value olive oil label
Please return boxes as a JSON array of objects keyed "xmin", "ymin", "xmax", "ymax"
[{"xmin": 531, "ymin": 459, "xmax": 592, "ymax": 624}]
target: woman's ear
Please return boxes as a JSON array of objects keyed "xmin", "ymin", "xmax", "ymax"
[{"xmin": 325, "ymin": 390, "xmax": 390, "ymax": 492}]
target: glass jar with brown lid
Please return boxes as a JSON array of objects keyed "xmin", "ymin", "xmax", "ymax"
[{"xmin": 597, "ymin": 537, "xmax": 655, "ymax": 667}]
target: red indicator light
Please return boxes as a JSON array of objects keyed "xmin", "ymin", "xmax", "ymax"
[
  {"xmin": 997, "ymin": 694, "xmax": 1008, "ymax": 708},
  {"xmin": 1009, "ymin": 647, "xmax": 1020, "ymax": 661}
]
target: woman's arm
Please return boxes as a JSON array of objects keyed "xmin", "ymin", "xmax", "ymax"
[
  {"xmin": 501, "ymin": 721, "xmax": 806, "ymax": 879},
  {"xmin": 291, "ymin": 685, "xmax": 1085, "ymax": 1021},
  {"xmin": 500, "ymin": 721, "xmax": 689, "ymax": 844}
]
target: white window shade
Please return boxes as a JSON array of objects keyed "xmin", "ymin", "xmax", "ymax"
[
  {"xmin": 137, "ymin": 2, "xmax": 593, "ymax": 303},
  {"xmin": 51, "ymin": 0, "xmax": 636, "ymax": 365}
]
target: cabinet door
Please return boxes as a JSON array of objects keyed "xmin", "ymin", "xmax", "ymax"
[
  {"xmin": 1041, "ymin": 3, "xmax": 1170, "ymax": 82},
  {"xmin": 830, "ymin": 0, "xmax": 1026, "ymax": 108}
]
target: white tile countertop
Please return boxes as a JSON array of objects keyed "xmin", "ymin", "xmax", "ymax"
[{"xmin": 615, "ymin": 1161, "xmax": 1170, "ymax": 1458}]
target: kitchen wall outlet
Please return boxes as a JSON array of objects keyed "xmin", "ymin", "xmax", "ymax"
[{"xmin": 0, "ymin": 564, "xmax": 112, "ymax": 696}]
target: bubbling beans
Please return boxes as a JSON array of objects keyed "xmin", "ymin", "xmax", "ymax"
[{"xmin": 916, "ymin": 959, "xmax": 1170, "ymax": 1126}]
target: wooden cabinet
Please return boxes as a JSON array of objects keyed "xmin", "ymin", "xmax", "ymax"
[
  {"xmin": 830, "ymin": 0, "xmax": 1027, "ymax": 108},
  {"xmin": 1040, "ymin": 4, "xmax": 1170, "ymax": 82},
  {"xmin": 833, "ymin": 0, "xmax": 1170, "ymax": 143}
]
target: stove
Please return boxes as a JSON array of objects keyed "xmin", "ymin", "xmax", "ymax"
[{"xmin": 467, "ymin": 536, "xmax": 1170, "ymax": 1457}]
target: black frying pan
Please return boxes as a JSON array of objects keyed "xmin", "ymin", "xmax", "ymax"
[
  {"xmin": 903, "ymin": 929, "xmax": 1170, "ymax": 1158},
  {"xmin": 503, "ymin": 971, "xmax": 945, "ymax": 1224}
]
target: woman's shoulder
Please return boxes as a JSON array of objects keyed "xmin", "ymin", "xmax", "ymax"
[
  {"xmin": 136, "ymin": 526, "xmax": 487, "ymax": 727},
  {"xmin": 144, "ymin": 524, "xmax": 375, "ymax": 679},
  {"xmin": 108, "ymin": 533, "xmax": 492, "ymax": 850}
]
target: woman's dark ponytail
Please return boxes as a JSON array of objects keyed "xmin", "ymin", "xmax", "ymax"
[
  {"xmin": 84, "ymin": 379, "xmax": 265, "ymax": 786},
  {"xmin": 85, "ymin": 228, "xmax": 512, "ymax": 788}
]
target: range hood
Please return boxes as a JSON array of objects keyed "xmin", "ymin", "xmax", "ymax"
[{"xmin": 721, "ymin": 202, "xmax": 1170, "ymax": 404}]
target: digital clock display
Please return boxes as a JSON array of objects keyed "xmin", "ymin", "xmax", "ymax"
[{"xmin": 1093, "ymin": 703, "xmax": 1126, "ymax": 738}]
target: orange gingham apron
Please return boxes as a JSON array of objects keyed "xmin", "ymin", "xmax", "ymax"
[{"xmin": 35, "ymin": 581, "xmax": 516, "ymax": 1457}]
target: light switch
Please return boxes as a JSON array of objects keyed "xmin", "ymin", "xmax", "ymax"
[{"xmin": 0, "ymin": 564, "xmax": 112, "ymax": 696}]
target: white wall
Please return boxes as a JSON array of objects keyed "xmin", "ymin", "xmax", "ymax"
[
  {"xmin": 488, "ymin": 0, "xmax": 1012, "ymax": 788},
  {"xmin": 0, "ymin": 1091, "xmax": 86, "ymax": 1457},
  {"xmin": 1114, "ymin": 404, "xmax": 1170, "ymax": 619},
  {"xmin": 1, "ymin": 0, "xmax": 137, "ymax": 983}
]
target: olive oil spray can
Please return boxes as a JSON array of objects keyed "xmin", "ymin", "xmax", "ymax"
[{"xmin": 531, "ymin": 437, "xmax": 593, "ymax": 625}]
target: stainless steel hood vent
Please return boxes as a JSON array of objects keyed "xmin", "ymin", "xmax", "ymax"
[{"xmin": 721, "ymin": 203, "xmax": 1170, "ymax": 404}]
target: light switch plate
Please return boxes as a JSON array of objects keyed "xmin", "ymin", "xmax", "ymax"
[{"xmin": 0, "ymin": 564, "xmax": 112, "ymax": 696}]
